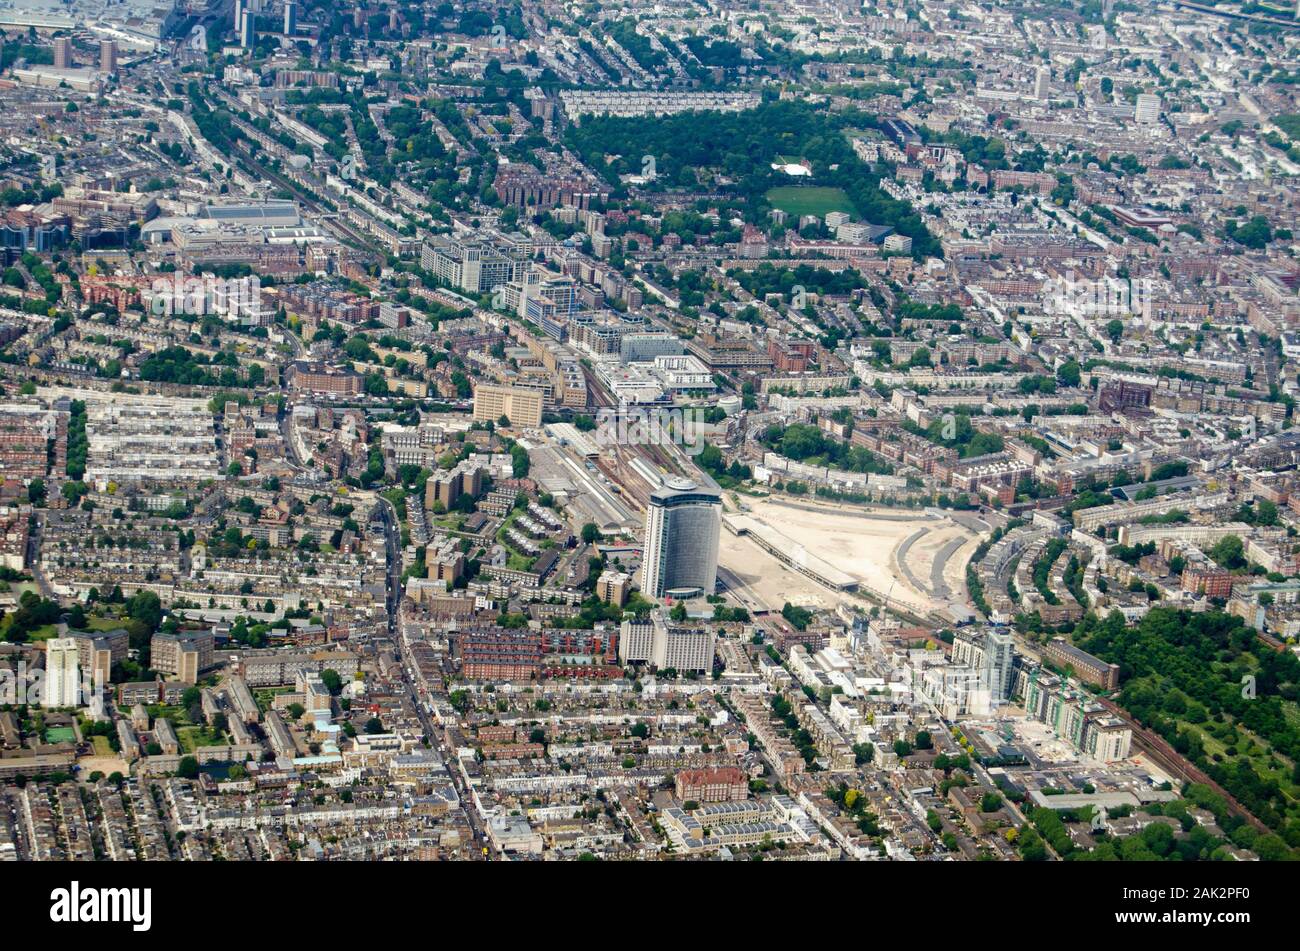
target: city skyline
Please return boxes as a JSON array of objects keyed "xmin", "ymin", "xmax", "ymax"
[{"xmin": 0, "ymin": 0, "xmax": 1293, "ymax": 902}]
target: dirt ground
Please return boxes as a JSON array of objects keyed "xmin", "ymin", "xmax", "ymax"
[{"xmin": 719, "ymin": 496, "xmax": 982, "ymax": 616}]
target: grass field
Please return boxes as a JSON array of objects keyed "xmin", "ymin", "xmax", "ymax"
[
  {"xmin": 497, "ymin": 512, "xmax": 539, "ymax": 572},
  {"xmin": 178, "ymin": 725, "xmax": 227, "ymax": 753},
  {"xmin": 26, "ymin": 624, "xmax": 59, "ymax": 642},
  {"xmin": 148, "ymin": 703, "xmax": 195, "ymax": 727},
  {"xmin": 765, "ymin": 186, "xmax": 855, "ymax": 218},
  {"xmin": 91, "ymin": 736, "xmax": 113, "ymax": 756},
  {"xmin": 85, "ymin": 615, "xmax": 127, "ymax": 631}
]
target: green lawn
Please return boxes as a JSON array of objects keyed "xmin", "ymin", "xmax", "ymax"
[
  {"xmin": 91, "ymin": 736, "xmax": 113, "ymax": 756},
  {"xmin": 178, "ymin": 726, "xmax": 227, "ymax": 753},
  {"xmin": 148, "ymin": 704, "xmax": 194, "ymax": 727},
  {"xmin": 26, "ymin": 624, "xmax": 60, "ymax": 642},
  {"xmin": 254, "ymin": 687, "xmax": 292, "ymax": 713},
  {"xmin": 85, "ymin": 615, "xmax": 127, "ymax": 631},
  {"xmin": 765, "ymin": 186, "xmax": 855, "ymax": 218},
  {"xmin": 497, "ymin": 512, "xmax": 538, "ymax": 572}
]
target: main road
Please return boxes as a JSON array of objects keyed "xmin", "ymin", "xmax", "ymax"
[{"xmin": 377, "ymin": 494, "xmax": 492, "ymax": 855}]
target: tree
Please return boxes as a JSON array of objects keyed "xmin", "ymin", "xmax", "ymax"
[
  {"xmin": 364, "ymin": 717, "xmax": 385, "ymax": 734},
  {"xmin": 669, "ymin": 602, "xmax": 688, "ymax": 622},
  {"xmin": 1106, "ymin": 319, "xmax": 1124, "ymax": 344},
  {"xmin": 64, "ymin": 603, "xmax": 86, "ymax": 629},
  {"xmin": 320, "ymin": 669, "xmax": 343, "ymax": 695},
  {"xmin": 177, "ymin": 756, "xmax": 200, "ymax": 779},
  {"xmin": 126, "ymin": 590, "xmax": 163, "ymax": 632},
  {"xmin": 1056, "ymin": 359, "xmax": 1081, "ymax": 388},
  {"xmin": 581, "ymin": 522, "xmax": 601, "ymax": 544},
  {"xmin": 1209, "ymin": 534, "xmax": 1245, "ymax": 570}
]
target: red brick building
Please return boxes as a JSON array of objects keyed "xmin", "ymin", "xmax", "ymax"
[
  {"xmin": 1181, "ymin": 568, "xmax": 1238, "ymax": 600},
  {"xmin": 675, "ymin": 767, "xmax": 748, "ymax": 803}
]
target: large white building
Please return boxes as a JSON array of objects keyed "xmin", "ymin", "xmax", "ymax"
[
  {"xmin": 951, "ymin": 627, "xmax": 1016, "ymax": 704},
  {"xmin": 43, "ymin": 638, "xmax": 81, "ymax": 709},
  {"xmin": 618, "ymin": 615, "xmax": 716, "ymax": 674},
  {"xmin": 640, "ymin": 477, "xmax": 721, "ymax": 599},
  {"xmin": 1134, "ymin": 93, "xmax": 1161, "ymax": 124}
]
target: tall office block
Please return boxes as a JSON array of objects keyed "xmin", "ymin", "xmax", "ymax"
[
  {"xmin": 284, "ymin": 0, "xmax": 297, "ymax": 35},
  {"xmin": 640, "ymin": 477, "xmax": 721, "ymax": 599},
  {"xmin": 1033, "ymin": 66, "xmax": 1049, "ymax": 101},
  {"xmin": 53, "ymin": 37, "xmax": 72, "ymax": 69},
  {"xmin": 99, "ymin": 39, "xmax": 117, "ymax": 75},
  {"xmin": 240, "ymin": 9, "xmax": 255, "ymax": 48}
]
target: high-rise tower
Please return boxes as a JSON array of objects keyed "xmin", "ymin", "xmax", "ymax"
[{"xmin": 640, "ymin": 477, "xmax": 721, "ymax": 599}]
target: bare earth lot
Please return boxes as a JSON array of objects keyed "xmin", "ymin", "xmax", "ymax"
[{"xmin": 719, "ymin": 496, "xmax": 982, "ymax": 617}]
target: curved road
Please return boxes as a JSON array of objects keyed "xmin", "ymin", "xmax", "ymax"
[
  {"xmin": 894, "ymin": 528, "xmax": 930, "ymax": 598},
  {"xmin": 930, "ymin": 536, "xmax": 967, "ymax": 601}
]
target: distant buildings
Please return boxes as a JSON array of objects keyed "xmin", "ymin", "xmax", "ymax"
[
  {"xmin": 1034, "ymin": 65, "xmax": 1050, "ymax": 100},
  {"xmin": 559, "ymin": 90, "xmax": 761, "ymax": 122},
  {"xmin": 99, "ymin": 40, "xmax": 117, "ymax": 75},
  {"xmin": 1134, "ymin": 93, "xmax": 1161, "ymax": 124},
  {"xmin": 53, "ymin": 37, "xmax": 72, "ymax": 70}
]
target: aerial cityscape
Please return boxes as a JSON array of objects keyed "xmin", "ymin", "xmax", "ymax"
[{"xmin": 0, "ymin": 0, "xmax": 1297, "ymax": 877}]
